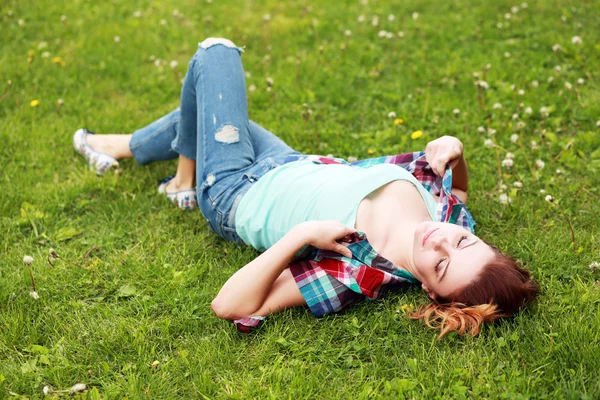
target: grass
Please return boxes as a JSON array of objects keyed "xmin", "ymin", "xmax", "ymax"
[{"xmin": 1, "ymin": 0, "xmax": 600, "ymax": 398}]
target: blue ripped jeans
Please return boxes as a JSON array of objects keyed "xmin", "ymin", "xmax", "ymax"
[{"xmin": 128, "ymin": 38, "xmax": 302, "ymax": 244}]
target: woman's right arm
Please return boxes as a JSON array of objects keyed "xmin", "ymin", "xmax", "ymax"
[{"xmin": 211, "ymin": 220, "xmax": 355, "ymax": 320}]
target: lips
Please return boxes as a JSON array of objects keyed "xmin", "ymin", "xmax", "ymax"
[{"xmin": 422, "ymin": 228, "xmax": 439, "ymax": 247}]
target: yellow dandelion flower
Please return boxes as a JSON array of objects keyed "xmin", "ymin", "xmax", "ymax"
[
  {"xmin": 30, "ymin": 100, "xmax": 40, "ymax": 107},
  {"xmin": 411, "ymin": 130, "xmax": 423, "ymax": 140},
  {"xmin": 367, "ymin": 148, "xmax": 375, "ymax": 155},
  {"xmin": 52, "ymin": 57, "xmax": 65, "ymax": 66},
  {"xmin": 28, "ymin": 49, "xmax": 35, "ymax": 56},
  {"xmin": 393, "ymin": 118, "xmax": 404, "ymax": 126},
  {"xmin": 27, "ymin": 57, "xmax": 33, "ymax": 63}
]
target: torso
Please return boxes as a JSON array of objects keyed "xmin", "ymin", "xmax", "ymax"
[{"xmin": 355, "ymin": 180, "xmax": 437, "ymax": 259}]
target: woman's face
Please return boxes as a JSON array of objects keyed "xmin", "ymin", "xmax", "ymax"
[{"xmin": 412, "ymin": 221, "xmax": 496, "ymax": 299}]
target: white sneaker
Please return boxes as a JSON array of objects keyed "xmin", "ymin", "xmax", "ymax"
[
  {"xmin": 73, "ymin": 128, "xmax": 119, "ymax": 175},
  {"xmin": 158, "ymin": 176, "xmax": 198, "ymax": 210}
]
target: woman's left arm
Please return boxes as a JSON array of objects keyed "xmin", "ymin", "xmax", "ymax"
[{"xmin": 425, "ymin": 135, "xmax": 468, "ymax": 201}]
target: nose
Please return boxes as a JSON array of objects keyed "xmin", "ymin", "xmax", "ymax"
[{"xmin": 431, "ymin": 234, "xmax": 450, "ymax": 251}]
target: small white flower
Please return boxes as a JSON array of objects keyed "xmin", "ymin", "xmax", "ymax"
[
  {"xmin": 497, "ymin": 22, "xmax": 503, "ymax": 29},
  {"xmin": 505, "ymin": 13, "xmax": 512, "ymax": 20},
  {"xmin": 412, "ymin": 12, "xmax": 419, "ymax": 20},
  {"xmin": 113, "ymin": 36, "xmax": 121, "ymax": 43},
  {"xmin": 453, "ymin": 108, "xmax": 460, "ymax": 115},
  {"xmin": 263, "ymin": 14, "xmax": 271, "ymax": 21},
  {"xmin": 525, "ymin": 107, "xmax": 532, "ymax": 114},
  {"xmin": 506, "ymin": 152, "xmax": 515, "ymax": 159},
  {"xmin": 344, "ymin": 29, "xmax": 352, "ymax": 36},
  {"xmin": 514, "ymin": 181, "xmax": 523, "ymax": 188},
  {"xmin": 577, "ymin": 78, "xmax": 584, "ymax": 85},
  {"xmin": 518, "ymin": 89, "xmax": 525, "ymax": 96},
  {"xmin": 153, "ymin": 59, "xmax": 161, "ymax": 67},
  {"xmin": 476, "ymin": 80, "xmax": 489, "ymax": 90},
  {"xmin": 521, "ymin": 2, "xmax": 528, "ymax": 8},
  {"xmin": 37, "ymin": 41, "xmax": 48, "ymax": 50},
  {"xmin": 547, "ymin": 76, "xmax": 554, "ymax": 83},
  {"xmin": 510, "ymin": 134, "xmax": 519, "ymax": 143},
  {"xmin": 535, "ymin": 159, "xmax": 545, "ymax": 169},
  {"xmin": 552, "ymin": 44, "xmax": 561, "ymax": 52},
  {"xmin": 589, "ymin": 261, "xmax": 599, "ymax": 271},
  {"xmin": 57, "ymin": 98, "xmax": 64, "ymax": 106},
  {"xmin": 484, "ymin": 139, "xmax": 494, "ymax": 148},
  {"xmin": 571, "ymin": 36, "xmax": 582, "ymax": 45},
  {"xmin": 347, "ymin": 156, "xmax": 358, "ymax": 163},
  {"xmin": 561, "ymin": 15, "xmax": 567, "ymax": 22},
  {"xmin": 596, "ymin": 120, "xmax": 600, "ymax": 128},
  {"xmin": 554, "ymin": 65, "xmax": 561, "ymax": 72},
  {"xmin": 499, "ymin": 183, "xmax": 508, "ymax": 191},
  {"xmin": 388, "ymin": 14, "xmax": 395, "ymax": 21},
  {"xmin": 556, "ymin": 169, "xmax": 563, "ymax": 175},
  {"xmin": 531, "ymin": 80, "xmax": 539, "ymax": 87},
  {"xmin": 357, "ymin": 15, "xmax": 365, "ymax": 23},
  {"xmin": 485, "ymin": 63, "xmax": 492, "ymax": 70},
  {"xmin": 60, "ymin": 15, "xmax": 67, "ymax": 22},
  {"xmin": 387, "ymin": 111, "xmax": 397, "ymax": 119},
  {"xmin": 69, "ymin": 383, "xmax": 87, "ymax": 395},
  {"xmin": 531, "ymin": 140, "xmax": 538, "ymax": 150},
  {"xmin": 172, "ymin": 9, "xmax": 181, "ymax": 17},
  {"xmin": 160, "ymin": 19, "xmax": 167, "ymax": 25},
  {"xmin": 517, "ymin": 121, "xmax": 526, "ymax": 129},
  {"xmin": 510, "ymin": 84, "xmax": 516, "ymax": 91},
  {"xmin": 169, "ymin": 60, "xmax": 178, "ymax": 69},
  {"xmin": 43, "ymin": 385, "xmax": 51, "ymax": 395},
  {"xmin": 248, "ymin": 84, "xmax": 256, "ymax": 92},
  {"xmin": 564, "ymin": 81, "xmax": 572, "ymax": 90},
  {"xmin": 266, "ymin": 77, "xmax": 274, "ymax": 86},
  {"xmin": 133, "ymin": 10, "xmax": 142, "ymax": 18},
  {"xmin": 502, "ymin": 158, "xmax": 514, "ymax": 168},
  {"xmin": 29, "ymin": 291, "xmax": 40, "ymax": 300},
  {"xmin": 473, "ymin": 72, "xmax": 480, "ymax": 78},
  {"xmin": 23, "ymin": 255, "xmax": 34, "ymax": 265},
  {"xmin": 385, "ymin": 32, "xmax": 393, "ymax": 39},
  {"xmin": 512, "ymin": 113, "xmax": 519, "ymax": 121},
  {"xmin": 488, "ymin": 128, "xmax": 497, "ymax": 135},
  {"xmin": 493, "ymin": 103, "xmax": 502, "ymax": 110},
  {"xmin": 41, "ymin": 51, "xmax": 50, "ymax": 58},
  {"xmin": 545, "ymin": 195, "xmax": 554, "ymax": 202},
  {"xmin": 511, "ymin": 6, "xmax": 519, "ymax": 13},
  {"xmin": 499, "ymin": 193, "xmax": 509, "ymax": 205},
  {"xmin": 540, "ymin": 189, "xmax": 546, "ymax": 194},
  {"xmin": 504, "ymin": 52, "xmax": 511, "ymax": 58},
  {"xmin": 397, "ymin": 31, "xmax": 404, "ymax": 38},
  {"xmin": 371, "ymin": 16, "xmax": 379, "ymax": 26},
  {"xmin": 477, "ymin": 126, "xmax": 486, "ymax": 133},
  {"xmin": 378, "ymin": 30, "xmax": 387, "ymax": 38},
  {"xmin": 245, "ymin": 71, "xmax": 252, "ymax": 78},
  {"xmin": 540, "ymin": 106, "xmax": 549, "ymax": 117}
]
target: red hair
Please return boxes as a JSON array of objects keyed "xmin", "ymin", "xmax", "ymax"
[{"xmin": 409, "ymin": 249, "xmax": 539, "ymax": 338}]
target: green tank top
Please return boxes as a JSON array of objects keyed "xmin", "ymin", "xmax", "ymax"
[{"xmin": 235, "ymin": 160, "xmax": 438, "ymax": 252}]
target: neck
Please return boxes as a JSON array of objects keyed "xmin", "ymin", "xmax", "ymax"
[{"xmin": 372, "ymin": 219, "xmax": 424, "ymax": 282}]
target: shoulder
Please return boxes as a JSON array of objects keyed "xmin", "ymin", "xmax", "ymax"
[{"xmin": 451, "ymin": 188, "xmax": 468, "ymax": 203}]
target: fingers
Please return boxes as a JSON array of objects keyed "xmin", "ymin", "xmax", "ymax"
[{"xmin": 336, "ymin": 243, "xmax": 353, "ymax": 258}]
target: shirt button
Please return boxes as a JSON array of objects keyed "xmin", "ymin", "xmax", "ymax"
[{"xmin": 212, "ymin": 201, "xmax": 216, "ymax": 206}]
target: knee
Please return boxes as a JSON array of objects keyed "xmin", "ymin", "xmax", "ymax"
[{"xmin": 198, "ymin": 37, "xmax": 242, "ymax": 52}]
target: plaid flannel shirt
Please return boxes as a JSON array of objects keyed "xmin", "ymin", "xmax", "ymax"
[{"xmin": 233, "ymin": 151, "xmax": 476, "ymax": 333}]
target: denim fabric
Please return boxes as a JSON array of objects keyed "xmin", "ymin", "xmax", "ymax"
[{"xmin": 128, "ymin": 38, "xmax": 301, "ymax": 244}]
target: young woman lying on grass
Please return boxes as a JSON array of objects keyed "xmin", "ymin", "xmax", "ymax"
[{"xmin": 73, "ymin": 38, "xmax": 539, "ymax": 337}]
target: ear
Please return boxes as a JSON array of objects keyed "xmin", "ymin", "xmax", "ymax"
[{"xmin": 421, "ymin": 283, "xmax": 436, "ymax": 300}]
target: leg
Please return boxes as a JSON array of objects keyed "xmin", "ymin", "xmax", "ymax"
[{"xmin": 248, "ymin": 120, "xmax": 301, "ymax": 163}]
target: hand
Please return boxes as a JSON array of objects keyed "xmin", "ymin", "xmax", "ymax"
[
  {"xmin": 425, "ymin": 135, "xmax": 464, "ymax": 176},
  {"xmin": 294, "ymin": 220, "xmax": 356, "ymax": 258}
]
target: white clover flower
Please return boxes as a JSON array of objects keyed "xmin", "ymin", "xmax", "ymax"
[
  {"xmin": 169, "ymin": 60, "xmax": 178, "ymax": 69},
  {"xmin": 488, "ymin": 128, "xmax": 497, "ymax": 135},
  {"xmin": 540, "ymin": 189, "xmax": 546, "ymax": 194},
  {"xmin": 347, "ymin": 156, "xmax": 358, "ymax": 163},
  {"xmin": 153, "ymin": 59, "xmax": 161, "ymax": 67},
  {"xmin": 453, "ymin": 108, "xmax": 460, "ymax": 115},
  {"xmin": 493, "ymin": 103, "xmax": 502, "ymax": 110},
  {"xmin": 388, "ymin": 14, "xmax": 395, "ymax": 21},
  {"xmin": 23, "ymin": 255, "xmax": 34, "ymax": 265},
  {"xmin": 263, "ymin": 13, "xmax": 271, "ymax": 21},
  {"xmin": 497, "ymin": 22, "xmax": 503, "ymax": 29},
  {"xmin": 476, "ymin": 80, "xmax": 489, "ymax": 90},
  {"xmin": 512, "ymin": 113, "xmax": 519, "ymax": 121},
  {"xmin": 510, "ymin": 84, "xmax": 516, "ymax": 90},
  {"xmin": 387, "ymin": 111, "xmax": 397, "ymax": 118},
  {"xmin": 499, "ymin": 193, "xmax": 509, "ymax": 205},
  {"xmin": 60, "ymin": 15, "xmax": 67, "ymax": 22},
  {"xmin": 357, "ymin": 15, "xmax": 365, "ymax": 23},
  {"xmin": 561, "ymin": 15, "xmax": 567, "ymax": 22},
  {"xmin": 564, "ymin": 81, "xmax": 572, "ymax": 90},
  {"xmin": 540, "ymin": 106, "xmax": 549, "ymax": 117},
  {"xmin": 556, "ymin": 169, "xmax": 563, "ymax": 175},
  {"xmin": 412, "ymin": 12, "xmax": 419, "ymax": 20},
  {"xmin": 484, "ymin": 139, "xmax": 494, "ymax": 148},
  {"xmin": 554, "ymin": 65, "xmax": 561, "ymax": 72},
  {"xmin": 552, "ymin": 44, "xmax": 561, "ymax": 52},
  {"xmin": 172, "ymin": 9, "xmax": 181, "ymax": 16},
  {"xmin": 545, "ymin": 195, "xmax": 554, "ymax": 202},
  {"xmin": 504, "ymin": 52, "xmax": 511, "ymax": 58},
  {"xmin": 590, "ymin": 261, "xmax": 599, "ymax": 271},
  {"xmin": 577, "ymin": 78, "xmax": 584, "ymax": 85},
  {"xmin": 571, "ymin": 36, "xmax": 582, "ymax": 45},
  {"xmin": 43, "ymin": 385, "xmax": 51, "ymax": 395},
  {"xmin": 37, "ymin": 41, "xmax": 48, "ymax": 50},
  {"xmin": 397, "ymin": 31, "xmax": 404, "ymax": 38},
  {"xmin": 505, "ymin": 13, "xmax": 512, "ymax": 20},
  {"xmin": 531, "ymin": 140, "xmax": 538, "ymax": 149},
  {"xmin": 517, "ymin": 121, "xmax": 526, "ymax": 129},
  {"xmin": 18, "ymin": 19, "xmax": 25, "ymax": 26},
  {"xmin": 596, "ymin": 120, "xmax": 600, "ymax": 128},
  {"xmin": 266, "ymin": 77, "xmax": 274, "ymax": 86},
  {"xmin": 371, "ymin": 16, "xmax": 379, "ymax": 26},
  {"xmin": 344, "ymin": 29, "xmax": 352, "ymax": 36},
  {"xmin": 510, "ymin": 134, "xmax": 519, "ymax": 143},
  {"xmin": 133, "ymin": 10, "xmax": 142, "ymax": 18},
  {"xmin": 378, "ymin": 30, "xmax": 387, "ymax": 38},
  {"xmin": 502, "ymin": 158, "xmax": 514, "ymax": 168},
  {"xmin": 499, "ymin": 183, "xmax": 508, "ymax": 191},
  {"xmin": 113, "ymin": 36, "xmax": 121, "ymax": 43},
  {"xmin": 531, "ymin": 80, "xmax": 539, "ymax": 87},
  {"xmin": 69, "ymin": 383, "xmax": 87, "ymax": 395},
  {"xmin": 511, "ymin": 6, "xmax": 519, "ymax": 13},
  {"xmin": 477, "ymin": 126, "xmax": 486, "ymax": 133},
  {"xmin": 525, "ymin": 107, "xmax": 532, "ymax": 114},
  {"xmin": 160, "ymin": 19, "xmax": 167, "ymax": 25},
  {"xmin": 521, "ymin": 2, "xmax": 528, "ymax": 8},
  {"xmin": 248, "ymin": 84, "xmax": 256, "ymax": 92},
  {"xmin": 514, "ymin": 181, "xmax": 523, "ymax": 188},
  {"xmin": 29, "ymin": 291, "xmax": 40, "ymax": 300},
  {"xmin": 245, "ymin": 71, "xmax": 251, "ymax": 78},
  {"xmin": 41, "ymin": 51, "xmax": 50, "ymax": 58},
  {"xmin": 485, "ymin": 63, "xmax": 492, "ymax": 70},
  {"xmin": 518, "ymin": 89, "xmax": 525, "ymax": 96},
  {"xmin": 385, "ymin": 32, "xmax": 393, "ymax": 39},
  {"xmin": 473, "ymin": 72, "xmax": 480, "ymax": 78},
  {"xmin": 535, "ymin": 159, "xmax": 545, "ymax": 169},
  {"xmin": 547, "ymin": 76, "xmax": 554, "ymax": 83},
  {"xmin": 57, "ymin": 98, "xmax": 64, "ymax": 105}
]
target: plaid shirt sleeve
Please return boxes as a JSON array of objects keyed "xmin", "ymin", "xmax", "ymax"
[{"xmin": 233, "ymin": 151, "xmax": 475, "ymax": 333}]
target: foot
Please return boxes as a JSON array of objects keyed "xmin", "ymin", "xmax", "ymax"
[
  {"xmin": 73, "ymin": 128, "xmax": 120, "ymax": 175},
  {"xmin": 158, "ymin": 176, "xmax": 198, "ymax": 210}
]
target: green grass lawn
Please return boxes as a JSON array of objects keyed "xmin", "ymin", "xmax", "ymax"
[{"xmin": 1, "ymin": 0, "xmax": 600, "ymax": 398}]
